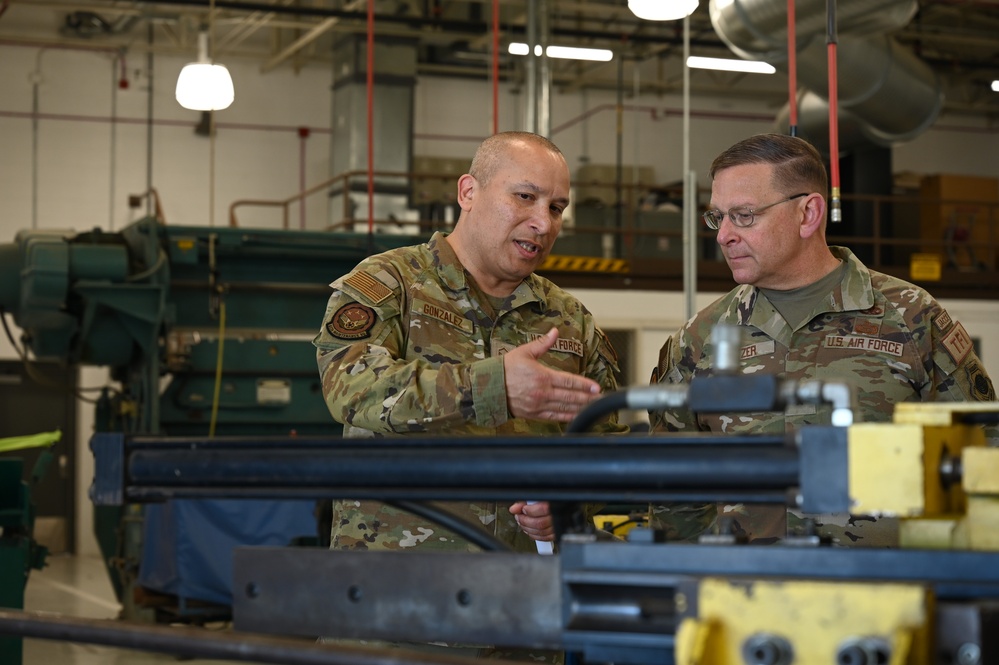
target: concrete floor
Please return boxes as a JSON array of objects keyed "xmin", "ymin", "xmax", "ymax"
[{"xmin": 22, "ymin": 553, "xmax": 246, "ymax": 664}]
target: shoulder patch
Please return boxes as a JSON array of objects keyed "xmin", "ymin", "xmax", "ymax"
[
  {"xmin": 966, "ymin": 359, "xmax": 996, "ymax": 401},
  {"xmin": 933, "ymin": 309, "xmax": 953, "ymax": 333},
  {"xmin": 326, "ymin": 303, "xmax": 376, "ymax": 340},
  {"xmin": 597, "ymin": 328, "xmax": 619, "ymax": 365},
  {"xmin": 941, "ymin": 321, "xmax": 974, "ymax": 365},
  {"xmin": 344, "ymin": 272, "xmax": 393, "ymax": 305}
]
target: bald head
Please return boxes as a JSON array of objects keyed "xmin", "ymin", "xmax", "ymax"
[{"xmin": 469, "ymin": 132, "xmax": 565, "ymax": 187}]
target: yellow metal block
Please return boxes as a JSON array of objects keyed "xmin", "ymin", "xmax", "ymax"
[
  {"xmin": 898, "ymin": 517, "xmax": 967, "ymax": 550},
  {"xmin": 675, "ymin": 578, "xmax": 929, "ymax": 664},
  {"xmin": 849, "ymin": 422, "xmax": 974, "ymax": 517},
  {"xmin": 849, "ymin": 423, "xmax": 926, "ymax": 516},
  {"xmin": 966, "ymin": 496, "xmax": 999, "ymax": 551},
  {"xmin": 963, "ymin": 447, "xmax": 999, "ymax": 494}
]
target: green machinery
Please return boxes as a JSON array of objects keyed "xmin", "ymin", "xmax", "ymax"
[
  {"xmin": 0, "ymin": 455, "xmax": 50, "ymax": 664},
  {"xmin": 0, "ymin": 217, "xmax": 424, "ymax": 620}
]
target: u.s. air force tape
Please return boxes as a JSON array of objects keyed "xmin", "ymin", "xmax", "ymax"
[{"xmin": 326, "ymin": 303, "xmax": 376, "ymax": 340}]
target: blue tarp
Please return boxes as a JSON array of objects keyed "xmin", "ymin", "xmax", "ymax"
[{"xmin": 138, "ymin": 498, "xmax": 318, "ymax": 606}]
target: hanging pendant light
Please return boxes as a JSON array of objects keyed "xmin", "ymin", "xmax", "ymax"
[
  {"xmin": 175, "ymin": 30, "xmax": 234, "ymax": 111},
  {"xmin": 629, "ymin": 0, "xmax": 698, "ymax": 21}
]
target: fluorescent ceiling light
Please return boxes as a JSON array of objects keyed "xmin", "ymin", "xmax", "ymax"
[
  {"xmin": 992, "ymin": 80, "xmax": 999, "ymax": 92},
  {"xmin": 175, "ymin": 31, "xmax": 235, "ymax": 111},
  {"xmin": 508, "ymin": 43, "xmax": 613, "ymax": 62},
  {"xmin": 547, "ymin": 45, "xmax": 613, "ymax": 62},
  {"xmin": 686, "ymin": 56, "xmax": 776, "ymax": 74},
  {"xmin": 629, "ymin": 0, "xmax": 698, "ymax": 21}
]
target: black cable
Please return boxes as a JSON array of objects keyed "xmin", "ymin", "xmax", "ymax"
[
  {"xmin": 566, "ymin": 390, "xmax": 628, "ymax": 434},
  {"xmin": 1, "ymin": 306, "xmax": 113, "ymax": 404},
  {"xmin": 387, "ymin": 500, "xmax": 512, "ymax": 553}
]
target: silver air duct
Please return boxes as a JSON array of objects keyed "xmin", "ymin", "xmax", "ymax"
[{"xmin": 710, "ymin": 0, "xmax": 944, "ymax": 150}]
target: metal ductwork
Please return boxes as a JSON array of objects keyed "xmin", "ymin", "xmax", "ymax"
[{"xmin": 710, "ymin": 0, "xmax": 944, "ymax": 152}]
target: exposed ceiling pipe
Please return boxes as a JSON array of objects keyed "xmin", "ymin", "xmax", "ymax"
[{"xmin": 710, "ymin": 0, "xmax": 944, "ymax": 151}]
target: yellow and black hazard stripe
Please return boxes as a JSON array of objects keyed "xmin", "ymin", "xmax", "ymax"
[{"xmin": 540, "ymin": 255, "xmax": 630, "ymax": 274}]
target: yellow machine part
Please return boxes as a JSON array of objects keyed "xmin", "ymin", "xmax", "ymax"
[
  {"xmin": 848, "ymin": 402, "xmax": 996, "ymax": 517},
  {"xmin": 848, "ymin": 422, "xmax": 974, "ymax": 518},
  {"xmin": 848, "ymin": 402, "xmax": 999, "ymax": 550},
  {"xmin": 675, "ymin": 578, "xmax": 930, "ymax": 665}
]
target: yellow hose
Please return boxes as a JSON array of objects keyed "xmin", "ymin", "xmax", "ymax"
[{"xmin": 208, "ymin": 300, "xmax": 226, "ymax": 437}]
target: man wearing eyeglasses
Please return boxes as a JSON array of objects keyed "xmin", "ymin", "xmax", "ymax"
[{"xmin": 648, "ymin": 132, "xmax": 996, "ymax": 546}]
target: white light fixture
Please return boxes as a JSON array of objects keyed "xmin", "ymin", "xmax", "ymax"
[
  {"xmin": 629, "ymin": 0, "xmax": 698, "ymax": 21},
  {"xmin": 992, "ymin": 80, "xmax": 999, "ymax": 92},
  {"xmin": 508, "ymin": 43, "xmax": 613, "ymax": 62},
  {"xmin": 686, "ymin": 55, "xmax": 777, "ymax": 74},
  {"xmin": 175, "ymin": 31, "xmax": 234, "ymax": 111}
]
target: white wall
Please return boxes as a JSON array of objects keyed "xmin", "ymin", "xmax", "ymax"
[{"xmin": 2, "ymin": 43, "xmax": 998, "ymax": 556}]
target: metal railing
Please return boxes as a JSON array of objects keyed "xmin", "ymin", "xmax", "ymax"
[{"xmin": 227, "ymin": 172, "xmax": 999, "ymax": 298}]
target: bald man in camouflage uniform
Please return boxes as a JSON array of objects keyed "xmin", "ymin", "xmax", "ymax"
[
  {"xmin": 649, "ymin": 133, "xmax": 996, "ymax": 547},
  {"xmin": 314, "ymin": 132, "xmax": 625, "ymax": 658}
]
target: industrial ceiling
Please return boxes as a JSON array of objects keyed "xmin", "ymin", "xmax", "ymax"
[{"xmin": 2, "ymin": 0, "xmax": 998, "ymax": 123}]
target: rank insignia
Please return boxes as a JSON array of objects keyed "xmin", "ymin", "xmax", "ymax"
[
  {"xmin": 852, "ymin": 318, "xmax": 882, "ymax": 337},
  {"xmin": 327, "ymin": 303, "xmax": 376, "ymax": 340}
]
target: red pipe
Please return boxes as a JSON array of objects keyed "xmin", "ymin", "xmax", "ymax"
[
  {"xmin": 366, "ymin": 0, "xmax": 375, "ymax": 233},
  {"xmin": 492, "ymin": 0, "xmax": 499, "ymax": 135},
  {"xmin": 786, "ymin": 0, "xmax": 798, "ymax": 136},
  {"xmin": 826, "ymin": 1, "xmax": 841, "ymax": 223}
]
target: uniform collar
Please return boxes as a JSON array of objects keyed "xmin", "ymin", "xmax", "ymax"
[
  {"xmin": 430, "ymin": 232, "xmax": 547, "ymax": 310},
  {"xmin": 829, "ymin": 246, "xmax": 875, "ymax": 312},
  {"xmin": 737, "ymin": 245, "xmax": 875, "ymax": 336}
]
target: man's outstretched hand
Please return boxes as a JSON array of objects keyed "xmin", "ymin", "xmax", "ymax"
[{"xmin": 503, "ymin": 327, "xmax": 602, "ymax": 422}]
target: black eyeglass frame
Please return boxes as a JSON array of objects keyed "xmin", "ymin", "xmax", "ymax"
[{"xmin": 702, "ymin": 192, "xmax": 809, "ymax": 230}]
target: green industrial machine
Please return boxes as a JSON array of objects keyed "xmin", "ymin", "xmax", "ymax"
[
  {"xmin": 0, "ymin": 453, "xmax": 50, "ymax": 664},
  {"xmin": 0, "ymin": 217, "xmax": 425, "ymax": 620}
]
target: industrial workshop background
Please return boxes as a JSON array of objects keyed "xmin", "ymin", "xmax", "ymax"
[{"xmin": 0, "ymin": 0, "xmax": 998, "ymax": 569}]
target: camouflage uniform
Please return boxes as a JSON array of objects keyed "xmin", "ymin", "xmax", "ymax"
[
  {"xmin": 649, "ymin": 246, "xmax": 996, "ymax": 546},
  {"xmin": 314, "ymin": 231, "xmax": 626, "ymax": 555}
]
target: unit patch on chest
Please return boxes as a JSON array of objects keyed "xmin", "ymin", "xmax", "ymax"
[
  {"xmin": 824, "ymin": 335, "xmax": 903, "ymax": 357},
  {"xmin": 414, "ymin": 300, "xmax": 473, "ymax": 333},
  {"xmin": 327, "ymin": 303, "xmax": 376, "ymax": 339}
]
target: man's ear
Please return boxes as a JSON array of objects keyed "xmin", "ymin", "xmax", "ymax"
[
  {"xmin": 456, "ymin": 173, "xmax": 476, "ymax": 212},
  {"xmin": 799, "ymin": 193, "xmax": 827, "ymax": 239}
]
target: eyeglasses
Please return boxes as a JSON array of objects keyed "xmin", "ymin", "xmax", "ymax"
[{"xmin": 702, "ymin": 193, "xmax": 809, "ymax": 230}]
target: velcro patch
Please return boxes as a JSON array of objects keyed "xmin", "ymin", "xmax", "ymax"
[
  {"xmin": 966, "ymin": 360, "xmax": 996, "ymax": 401},
  {"xmin": 933, "ymin": 309, "xmax": 953, "ymax": 333},
  {"xmin": 741, "ymin": 339, "xmax": 775, "ymax": 360},
  {"xmin": 852, "ymin": 318, "xmax": 882, "ymax": 337},
  {"xmin": 824, "ymin": 335, "xmax": 903, "ymax": 357},
  {"xmin": 941, "ymin": 321, "xmax": 974, "ymax": 365},
  {"xmin": 528, "ymin": 332, "xmax": 584, "ymax": 357},
  {"xmin": 326, "ymin": 303, "xmax": 376, "ymax": 340},
  {"xmin": 415, "ymin": 299, "xmax": 473, "ymax": 333},
  {"xmin": 344, "ymin": 272, "xmax": 392, "ymax": 305}
]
